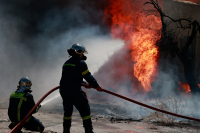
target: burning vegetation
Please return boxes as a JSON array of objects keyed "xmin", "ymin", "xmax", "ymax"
[
  {"xmin": 94, "ymin": 0, "xmax": 200, "ymax": 99},
  {"xmin": 178, "ymin": 82, "xmax": 200, "ymax": 94},
  {"xmin": 104, "ymin": 0, "xmax": 161, "ymax": 92}
]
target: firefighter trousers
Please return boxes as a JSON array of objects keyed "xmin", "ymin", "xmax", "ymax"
[
  {"xmin": 9, "ymin": 117, "xmax": 44, "ymax": 132},
  {"xmin": 60, "ymin": 91, "xmax": 92, "ymax": 129}
]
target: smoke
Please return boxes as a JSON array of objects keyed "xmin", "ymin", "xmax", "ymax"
[
  {"xmin": 89, "ymin": 0, "xmax": 162, "ymax": 101},
  {"xmin": 0, "ymin": 0, "xmax": 125, "ymax": 103},
  {"xmin": 85, "ymin": 0, "xmax": 200, "ymax": 118},
  {"xmin": 1, "ymin": 0, "xmax": 199, "ymax": 119}
]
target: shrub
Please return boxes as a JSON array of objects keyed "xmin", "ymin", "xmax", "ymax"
[
  {"xmin": 0, "ymin": 88, "xmax": 9, "ymax": 108},
  {"xmin": 143, "ymin": 95, "xmax": 187, "ymax": 124}
]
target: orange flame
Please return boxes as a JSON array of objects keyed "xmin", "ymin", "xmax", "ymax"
[
  {"xmin": 178, "ymin": 82, "xmax": 191, "ymax": 93},
  {"xmin": 178, "ymin": 82, "xmax": 200, "ymax": 93},
  {"xmin": 104, "ymin": 0, "xmax": 161, "ymax": 92}
]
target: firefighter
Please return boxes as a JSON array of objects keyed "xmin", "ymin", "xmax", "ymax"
[
  {"xmin": 59, "ymin": 43, "xmax": 103, "ymax": 133},
  {"xmin": 8, "ymin": 77, "xmax": 44, "ymax": 133}
]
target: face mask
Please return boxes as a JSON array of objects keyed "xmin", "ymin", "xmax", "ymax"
[{"xmin": 17, "ymin": 85, "xmax": 30, "ymax": 93}]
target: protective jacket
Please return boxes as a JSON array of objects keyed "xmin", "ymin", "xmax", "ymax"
[
  {"xmin": 60, "ymin": 56, "xmax": 99, "ymax": 92},
  {"xmin": 8, "ymin": 90, "xmax": 38, "ymax": 123}
]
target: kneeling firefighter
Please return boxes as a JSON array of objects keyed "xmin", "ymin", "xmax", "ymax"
[
  {"xmin": 8, "ymin": 77, "xmax": 44, "ymax": 133},
  {"xmin": 59, "ymin": 43, "xmax": 103, "ymax": 133}
]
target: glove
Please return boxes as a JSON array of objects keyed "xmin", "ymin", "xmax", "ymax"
[
  {"xmin": 81, "ymin": 83, "xmax": 92, "ymax": 89},
  {"xmin": 96, "ymin": 86, "xmax": 103, "ymax": 92}
]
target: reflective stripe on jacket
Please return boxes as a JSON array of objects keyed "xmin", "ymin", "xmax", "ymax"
[
  {"xmin": 8, "ymin": 91, "xmax": 36, "ymax": 122},
  {"xmin": 60, "ymin": 56, "xmax": 99, "ymax": 92}
]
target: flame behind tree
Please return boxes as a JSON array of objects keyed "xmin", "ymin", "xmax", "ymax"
[
  {"xmin": 145, "ymin": 0, "xmax": 200, "ymax": 95},
  {"xmin": 178, "ymin": 82, "xmax": 200, "ymax": 94},
  {"xmin": 95, "ymin": 0, "xmax": 199, "ymax": 97},
  {"xmin": 103, "ymin": 0, "xmax": 161, "ymax": 92}
]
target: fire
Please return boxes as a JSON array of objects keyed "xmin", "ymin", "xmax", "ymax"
[
  {"xmin": 104, "ymin": 0, "xmax": 161, "ymax": 92},
  {"xmin": 178, "ymin": 82, "xmax": 191, "ymax": 93},
  {"xmin": 178, "ymin": 82, "xmax": 200, "ymax": 93}
]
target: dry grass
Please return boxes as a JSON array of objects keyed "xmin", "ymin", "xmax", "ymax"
[
  {"xmin": 143, "ymin": 94, "xmax": 187, "ymax": 124},
  {"xmin": 0, "ymin": 88, "xmax": 9, "ymax": 108}
]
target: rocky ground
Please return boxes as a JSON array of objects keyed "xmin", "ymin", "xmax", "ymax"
[{"xmin": 1, "ymin": 108, "xmax": 200, "ymax": 133}]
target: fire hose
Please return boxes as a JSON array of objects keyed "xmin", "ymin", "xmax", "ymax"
[
  {"xmin": 9, "ymin": 86, "xmax": 200, "ymax": 133},
  {"xmin": 9, "ymin": 86, "xmax": 60, "ymax": 133}
]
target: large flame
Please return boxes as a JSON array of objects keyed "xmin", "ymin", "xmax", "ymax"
[{"xmin": 104, "ymin": 0, "xmax": 161, "ymax": 92}]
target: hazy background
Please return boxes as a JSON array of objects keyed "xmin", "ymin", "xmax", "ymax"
[
  {"xmin": 1, "ymin": 0, "xmax": 199, "ymax": 121},
  {"xmin": 0, "ymin": 0, "xmax": 125, "ymax": 102},
  {"xmin": 1, "ymin": 0, "xmax": 196, "ymax": 116},
  {"xmin": 0, "ymin": 0, "xmax": 170, "ymax": 104}
]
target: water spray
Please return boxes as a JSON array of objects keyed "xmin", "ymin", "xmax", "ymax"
[
  {"xmin": 9, "ymin": 86, "xmax": 200, "ymax": 133},
  {"xmin": 9, "ymin": 86, "xmax": 59, "ymax": 133},
  {"xmin": 40, "ymin": 94, "xmax": 60, "ymax": 106}
]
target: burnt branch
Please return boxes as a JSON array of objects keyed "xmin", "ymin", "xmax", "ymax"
[
  {"xmin": 144, "ymin": 0, "xmax": 193, "ymax": 32},
  {"xmin": 144, "ymin": 0, "xmax": 166, "ymax": 33},
  {"xmin": 144, "ymin": 0, "xmax": 200, "ymax": 58},
  {"xmin": 144, "ymin": 0, "xmax": 200, "ymax": 95},
  {"xmin": 182, "ymin": 20, "xmax": 200, "ymax": 54}
]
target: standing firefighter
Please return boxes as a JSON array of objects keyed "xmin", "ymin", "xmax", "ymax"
[
  {"xmin": 8, "ymin": 77, "xmax": 44, "ymax": 133},
  {"xmin": 60, "ymin": 43, "xmax": 103, "ymax": 133}
]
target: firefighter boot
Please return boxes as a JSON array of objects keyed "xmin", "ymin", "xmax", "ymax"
[
  {"xmin": 63, "ymin": 127, "xmax": 70, "ymax": 133},
  {"xmin": 8, "ymin": 123, "xmax": 15, "ymax": 129},
  {"xmin": 84, "ymin": 126, "xmax": 94, "ymax": 133}
]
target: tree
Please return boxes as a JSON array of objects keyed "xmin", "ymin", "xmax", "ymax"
[{"xmin": 144, "ymin": 0, "xmax": 200, "ymax": 95}]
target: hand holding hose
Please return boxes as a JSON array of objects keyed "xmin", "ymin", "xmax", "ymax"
[
  {"xmin": 81, "ymin": 83, "xmax": 103, "ymax": 92},
  {"xmin": 95, "ymin": 86, "xmax": 103, "ymax": 92}
]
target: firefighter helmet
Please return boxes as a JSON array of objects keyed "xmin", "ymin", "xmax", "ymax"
[
  {"xmin": 71, "ymin": 43, "xmax": 88, "ymax": 54},
  {"xmin": 17, "ymin": 77, "xmax": 32, "ymax": 92},
  {"xmin": 68, "ymin": 43, "xmax": 88, "ymax": 55}
]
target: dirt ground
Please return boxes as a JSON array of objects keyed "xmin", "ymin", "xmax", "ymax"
[{"xmin": 1, "ymin": 109, "xmax": 200, "ymax": 133}]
